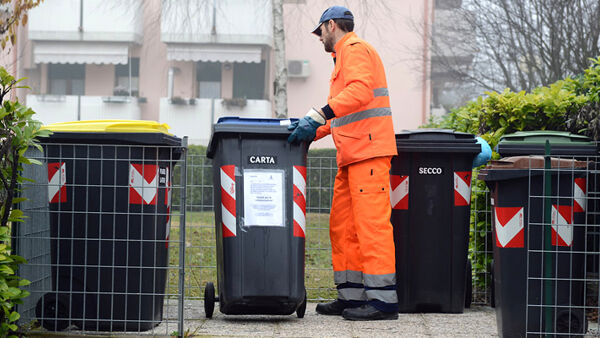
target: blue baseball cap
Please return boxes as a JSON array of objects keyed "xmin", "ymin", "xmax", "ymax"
[{"xmin": 312, "ymin": 6, "xmax": 354, "ymax": 36}]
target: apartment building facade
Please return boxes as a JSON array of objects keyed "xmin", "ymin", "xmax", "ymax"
[{"xmin": 3, "ymin": 0, "xmax": 470, "ymax": 146}]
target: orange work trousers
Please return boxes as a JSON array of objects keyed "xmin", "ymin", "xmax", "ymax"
[{"xmin": 329, "ymin": 156, "xmax": 398, "ymax": 309}]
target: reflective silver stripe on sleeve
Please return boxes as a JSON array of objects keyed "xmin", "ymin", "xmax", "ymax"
[
  {"xmin": 364, "ymin": 273, "xmax": 396, "ymax": 288},
  {"xmin": 338, "ymin": 287, "xmax": 368, "ymax": 301},
  {"xmin": 334, "ymin": 270, "xmax": 364, "ymax": 284},
  {"xmin": 373, "ymin": 88, "xmax": 389, "ymax": 97},
  {"xmin": 366, "ymin": 289, "xmax": 398, "ymax": 304},
  {"xmin": 331, "ymin": 107, "xmax": 392, "ymax": 128}
]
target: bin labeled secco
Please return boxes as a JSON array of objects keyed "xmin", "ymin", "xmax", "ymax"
[
  {"xmin": 391, "ymin": 129, "xmax": 480, "ymax": 313},
  {"xmin": 205, "ymin": 117, "xmax": 307, "ymax": 318}
]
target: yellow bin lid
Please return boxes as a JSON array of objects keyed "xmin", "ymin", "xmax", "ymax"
[{"xmin": 42, "ymin": 120, "xmax": 173, "ymax": 135}]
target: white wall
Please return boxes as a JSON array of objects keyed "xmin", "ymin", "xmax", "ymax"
[
  {"xmin": 159, "ymin": 98, "xmax": 272, "ymax": 144},
  {"xmin": 27, "ymin": 95, "xmax": 141, "ymax": 125}
]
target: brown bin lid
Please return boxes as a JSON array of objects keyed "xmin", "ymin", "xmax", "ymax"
[{"xmin": 485, "ymin": 156, "xmax": 587, "ymax": 170}]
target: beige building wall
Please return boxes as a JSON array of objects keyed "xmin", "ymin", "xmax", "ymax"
[
  {"xmin": 137, "ymin": 0, "xmax": 167, "ymax": 121},
  {"xmin": 284, "ymin": 0, "xmax": 432, "ymax": 148},
  {"xmin": 85, "ymin": 64, "xmax": 115, "ymax": 96},
  {"xmin": 4, "ymin": 0, "xmax": 433, "ymax": 144}
]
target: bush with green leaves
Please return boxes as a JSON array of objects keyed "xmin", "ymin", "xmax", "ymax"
[
  {"xmin": 428, "ymin": 57, "xmax": 600, "ymax": 291},
  {"xmin": 0, "ymin": 67, "xmax": 50, "ymax": 336}
]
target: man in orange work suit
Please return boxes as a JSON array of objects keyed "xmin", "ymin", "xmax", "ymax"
[{"xmin": 287, "ymin": 5, "xmax": 398, "ymax": 321}]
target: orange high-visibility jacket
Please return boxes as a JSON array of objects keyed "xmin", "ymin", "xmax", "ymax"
[{"xmin": 315, "ymin": 32, "xmax": 397, "ymax": 167}]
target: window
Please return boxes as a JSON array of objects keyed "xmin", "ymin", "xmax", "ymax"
[
  {"xmin": 197, "ymin": 61, "xmax": 221, "ymax": 99},
  {"xmin": 233, "ymin": 61, "xmax": 265, "ymax": 100},
  {"xmin": 435, "ymin": 0, "xmax": 462, "ymax": 9},
  {"xmin": 48, "ymin": 64, "xmax": 85, "ymax": 95},
  {"xmin": 115, "ymin": 57, "xmax": 140, "ymax": 96}
]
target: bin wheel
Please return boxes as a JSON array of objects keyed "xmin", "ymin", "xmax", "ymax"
[
  {"xmin": 490, "ymin": 260, "xmax": 495, "ymax": 308},
  {"xmin": 465, "ymin": 260, "xmax": 472, "ymax": 309},
  {"xmin": 556, "ymin": 309, "xmax": 587, "ymax": 334},
  {"xmin": 204, "ymin": 282, "xmax": 215, "ymax": 318},
  {"xmin": 296, "ymin": 290, "xmax": 307, "ymax": 318},
  {"xmin": 36, "ymin": 293, "xmax": 71, "ymax": 331}
]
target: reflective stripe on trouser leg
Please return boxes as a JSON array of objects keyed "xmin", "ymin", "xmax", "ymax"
[
  {"xmin": 337, "ymin": 283, "xmax": 367, "ymax": 305},
  {"xmin": 348, "ymin": 156, "xmax": 398, "ymax": 312},
  {"xmin": 334, "ymin": 270, "xmax": 363, "ymax": 284}
]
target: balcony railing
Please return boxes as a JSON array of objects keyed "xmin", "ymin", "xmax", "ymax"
[
  {"xmin": 27, "ymin": 95, "xmax": 142, "ymax": 125},
  {"xmin": 28, "ymin": 0, "xmax": 143, "ymax": 42},
  {"xmin": 158, "ymin": 98, "xmax": 272, "ymax": 145},
  {"xmin": 161, "ymin": 0, "xmax": 272, "ymax": 46}
]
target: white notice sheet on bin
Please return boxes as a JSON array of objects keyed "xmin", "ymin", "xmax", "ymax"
[{"xmin": 243, "ymin": 170, "xmax": 284, "ymax": 227}]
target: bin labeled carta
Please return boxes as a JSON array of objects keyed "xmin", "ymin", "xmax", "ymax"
[{"xmin": 205, "ymin": 117, "xmax": 307, "ymax": 318}]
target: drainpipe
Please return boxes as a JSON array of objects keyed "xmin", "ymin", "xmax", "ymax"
[
  {"xmin": 78, "ymin": 0, "xmax": 83, "ymax": 33},
  {"xmin": 167, "ymin": 67, "xmax": 178, "ymax": 99},
  {"xmin": 421, "ymin": 0, "xmax": 433, "ymax": 124}
]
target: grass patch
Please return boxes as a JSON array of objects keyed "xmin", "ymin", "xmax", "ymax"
[{"xmin": 167, "ymin": 211, "xmax": 336, "ymax": 301}]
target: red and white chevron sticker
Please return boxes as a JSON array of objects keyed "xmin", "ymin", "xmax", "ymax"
[
  {"xmin": 165, "ymin": 166, "xmax": 171, "ymax": 248},
  {"xmin": 551, "ymin": 204, "xmax": 573, "ymax": 247},
  {"xmin": 495, "ymin": 206, "xmax": 524, "ymax": 248},
  {"xmin": 454, "ymin": 171, "xmax": 472, "ymax": 206},
  {"xmin": 48, "ymin": 162, "xmax": 66, "ymax": 203},
  {"xmin": 293, "ymin": 166, "xmax": 307, "ymax": 238},
  {"xmin": 129, "ymin": 164, "xmax": 159, "ymax": 205},
  {"xmin": 390, "ymin": 175, "xmax": 409, "ymax": 210},
  {"xmin": 574, "ymin": 178, "xmax": 586, "ymax": 213},
  {"xmin": 220, "ymin": 165, "xmax": 236, "ymax": 238}
]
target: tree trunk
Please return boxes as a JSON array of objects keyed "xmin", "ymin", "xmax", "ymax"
[{"xmin": 272, "ymin": 0, "xmax": 287, "ymax": 118}]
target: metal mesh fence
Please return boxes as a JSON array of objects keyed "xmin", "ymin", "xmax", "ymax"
[
  {"xmin": 15, "ymin": 142, "xmax": 186, "ymax": 336},
  {"xmin": 521, "ymin": 156, "xmax": 598, "ymax": 336},
  {"xmin": 480, "ymin": 154, "xmax": 600, "ymax": 336},
  {"xmin": 18, "ymin": 142, "xmax": 600, "ymax": 336},
  {"xmin": 13, "ymin": 146, "xmax": 499, "ymax": 335}
]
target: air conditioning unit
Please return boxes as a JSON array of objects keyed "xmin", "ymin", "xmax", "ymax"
[{"xmin": 287, "ymin": 60, "xmax": 310, "ymax": 78}]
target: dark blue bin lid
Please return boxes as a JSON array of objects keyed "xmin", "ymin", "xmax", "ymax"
[
  {"xmin": 207, "ymin": 116, "xmax": 299, "ymax": 159},
  {"xmin": 395, "ymin": 129, "xmax": 481, "ymax": 153}
]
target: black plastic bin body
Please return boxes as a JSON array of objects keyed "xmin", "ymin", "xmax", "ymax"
[
  {"xmin": 39, "ymin": 121, "xmax": 181, "ymax": 331},
  {"xmin": 497, "ymin": 131, "xmax": 600, "ymax": 276},
  {"xmin": 206, "ymin": 117, "xmax": 306, "ymax": 315},
  {"xmin": 480, "ymin": 157, "xmax": 587, "ymax": 337},
  {"xmin": 392, "ymin": 129, "xmax": 480, "ymax": 313}
]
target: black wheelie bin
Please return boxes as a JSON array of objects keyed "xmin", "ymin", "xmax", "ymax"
[
  {"xmin": 480, "ymin": 156, "xmax": 588, "ymax": 336},
  {"xmin": 205, "ymin": 117, "xmax": 307, "ymax": 318},
  {"xmin": 497, "ymin": 131, "xmax": 599, "ymax": 277},
  {"xmin": 35, "ymin": 120, "xmax": 182, "ymax": 332},
  {"xmin": 391, "ymin": 129, "xmax": 481, "ymax": 313}
]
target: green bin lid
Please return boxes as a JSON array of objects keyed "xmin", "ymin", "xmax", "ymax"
[
  {"xmin": 499, "ymin": 131, "xmax": 592, "ymax": 145},
  {"xmin": 497, "ymin": 131, "xmax": 596, "ymax": 156},
  {"xmin": 41, "ymin": 120, "xmax": 181, "ymax": 146}
]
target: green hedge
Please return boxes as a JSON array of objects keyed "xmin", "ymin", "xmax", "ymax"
[{"xmin": 425, "ymin": 57, "xmax": 600, "ymax": 289}]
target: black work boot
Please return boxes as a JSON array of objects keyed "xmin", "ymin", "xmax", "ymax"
[
  {"xmin": 342, "ymin": 304, "xmax": 399, "ymax": 321},
  {"xmin": 315, "ymin": 300, "xmax": 354, "ymax": 315}
]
